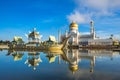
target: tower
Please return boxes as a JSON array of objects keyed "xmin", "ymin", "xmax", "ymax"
[
  {"xmin": 69, "ymin": 22, "xmax": 79, "ymax": 45},
  {"xmin": 90, "ymin": 21, "xmax": 94, "ymax": 34},
  {"xmin": 90, "ymin": 21, "xmax": 96, "ymax": 39},
  {"xmin": 58, "ymin": 30, "xmax": 61, "ymax": 43},
  {"xmin": 28, "ymin": 28, "xmax": 41, "ymax": 43}
]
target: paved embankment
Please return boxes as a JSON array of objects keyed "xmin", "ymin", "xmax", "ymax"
[{"xmin": 0, "ymin": 45, "xmax": 9, "ymax": 49}]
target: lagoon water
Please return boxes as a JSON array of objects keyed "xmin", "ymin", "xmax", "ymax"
[{"xmin": 0, "ymin": 49, "xmax": 120, "ymax": 80}]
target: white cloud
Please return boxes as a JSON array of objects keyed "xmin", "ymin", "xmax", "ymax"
[
  {"xmin": 67, "ymin": 0, "xmax": 120, "ymax": 24},
  {"xmin": 67, "ymin": 10, "xmax": 91, "ymax": 24},
  {"xmin": 75, "ymin": 0, "xmax": 120, "ymax": 16}
]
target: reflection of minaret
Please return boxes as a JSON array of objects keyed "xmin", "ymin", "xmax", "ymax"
[
  {"xmin": 58, "ymin": 55, "xmax": 61, "ymax": 64},
  {"xmin": 90, "ymin": 56, "xmax": 96, "ymax": 73},
  {"xmin": 90, "ymin": 21, "xmax": 96, "ymax": 39},
  {"xmin": 25, "ymin": 52, "xmax": 42, "ymax": 70}
]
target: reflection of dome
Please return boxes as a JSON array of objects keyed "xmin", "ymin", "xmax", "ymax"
[
  {"xmin": 12, "ymin": 53, "xmax": 24, "ymax": 61},
  {"xmin": 69, "ymin": 64, "xmax": 78, "ymax": 74},
  {"xmin": 25, "ymin": 53, "xmax": 42, "ymax": 70},
  {"xmin": 70, "ymin": 22, "xmax": 78, "ymax": 30},
  {"xmin": 28, "ymin": 58, "xmax": 41, "ymax": 67},
  {"xmin": 46, "ymin": 54, "xmax": 56, "ymax": 63}
]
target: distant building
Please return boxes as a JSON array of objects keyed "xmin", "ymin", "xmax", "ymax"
[
  {"xmin": 26, "ymin": 28, "xmax": 42, "ymax": 47},
  {"xmin": 9, "ymin": 36, "xmax": 24, "ymax": 48},
  {"xmin": 43, "ymin": 35, "xmax": 57, "ymax": 46},
  {"xmin": 61, "ymin": 21, "xmax": 117, "ymax": 46},
  {"xmin": 12, "ymin": 36, "xmax": 24, "ymax": 45}
]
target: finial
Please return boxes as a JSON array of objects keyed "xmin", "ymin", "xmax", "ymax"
[
  {"xmin": 33, "ymin": 28, "xmax": 36, "ymax": 31},
  {"xmin": 72, "ymin": 21, "xmax": 75, "ymax": 23}
]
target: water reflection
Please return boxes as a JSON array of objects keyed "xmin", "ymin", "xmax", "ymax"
[
  {"xmin": 6, "ymin": 49, "xmax": 120, "ymax": 75},
  {"xmin": 24, "ymin": 52, "xmax": 42, "ymax": 70},
  {"xmin": 6, "ymin": 50, "xmax": 24, "ymax": 61},
  {"xmin": 63, "ymin": 49, "xmax": 95, "ymax": 74},
  {"xmin": 0, "ymin": 49, "xmax": 119, "ymax": 80}
]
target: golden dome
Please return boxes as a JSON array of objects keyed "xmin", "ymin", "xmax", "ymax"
[
  {"xmin": 28, "ymin": 31, "xmax": 40, "ymax": 37},
  {"xmin": 70, "ymin": 22, "xmax": 78, "ymax": 30},
  {"xmin": 28, "ymin": 28, "xmax": 40, "ymax": 37}
]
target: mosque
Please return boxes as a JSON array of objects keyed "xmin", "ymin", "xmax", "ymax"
[{"xmin": 60, "ymin": 21, "xmax": 117, "ymax": 47}]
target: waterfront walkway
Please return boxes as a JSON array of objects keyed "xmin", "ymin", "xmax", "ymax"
[{"xmin": 0, "ymin": 45, "xmax": 9, "ymax": 49}]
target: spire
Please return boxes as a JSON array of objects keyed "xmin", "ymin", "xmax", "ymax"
[
  {"xmin": 58, "ymin": 29, "xmax": 61, "ymax": 43},
  {"xmin": 90, "ymin": 20, "xmax": 96, "ymax": 39},
  {"xmin": 90, "ymin": 20, "xmax": 94, "ymax": 34},
  {"xmin": 33, "ymin": 28, "xmax": 36, "ymax": 32},
  {"xmin": 65, "ymin": 30, "xmax": 68, "ymax": 37}
]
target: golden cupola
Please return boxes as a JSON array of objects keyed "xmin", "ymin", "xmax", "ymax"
[{"xmin": 69, "ymin": 22, "xmax": 78, "ymax": 30}]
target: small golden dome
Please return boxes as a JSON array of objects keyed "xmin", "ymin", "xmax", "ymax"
[
  {"xmin": 70, "ymin": 22, "xmax": 78, "ymax": 30},
  {"xmin": 28, "ymin": 31, "xmax": 40, "ymax": 37},
  {"xmin": 28, "ymin": 28, "xmax": 40, "ymax": 37}
]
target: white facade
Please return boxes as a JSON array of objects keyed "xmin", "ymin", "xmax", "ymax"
[
  {"xmin": 88, "ymin": 39, "xmax": 113, "ymax": 46},
  {"xmin": 61, "ymin": 21, "xmax": 113, "ymax": 46}
]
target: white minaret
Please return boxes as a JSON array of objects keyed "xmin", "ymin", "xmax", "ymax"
[
  {"xmin": 90, "ymin": 21, "xmax": 94, "ymax": 34},
  {"xmin": 58, "ymin": 30, "xmax": 61, "ymax": 43},
  {"xmin": 65, "ymin": 30, "xmax": 68, "ymax": 37},
  {"xmin": 90, "ymin": 21, "xmax": 96, "ymax": 39}
]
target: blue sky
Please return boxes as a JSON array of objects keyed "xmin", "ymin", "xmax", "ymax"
[{"xmin": 0, "ymin": 0, "xmax": 120, "ymax": 41}]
